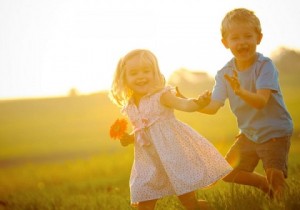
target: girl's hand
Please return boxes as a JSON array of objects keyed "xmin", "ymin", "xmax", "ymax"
[
  {"xmin": 175, "ymin": 86, "xmax": 186, "ymax": 99},
  {"xmin": 224, "ymin": 70, "xmax": 241, "ymax": 95},
  {"xmin": 120, "ymin": 133, "xmax": 134, "ymax": 147}
]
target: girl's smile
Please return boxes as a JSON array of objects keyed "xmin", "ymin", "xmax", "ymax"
[{"xmin": 124, "ymin": 55, "xmax": 155, "ymax": 98}]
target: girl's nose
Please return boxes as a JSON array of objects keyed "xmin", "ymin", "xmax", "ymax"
[{"xmin": 136, "ymin": 73, "xmax": 144, "ymax": 79}]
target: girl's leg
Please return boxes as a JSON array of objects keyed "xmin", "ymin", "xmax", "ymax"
[
  {"xmin": 178, "ymin": 191, "xmax": 210, "ymax": 210},
  {"xmin": 137, "ymin": 199, "xmax": 158, "ymax": 210}
]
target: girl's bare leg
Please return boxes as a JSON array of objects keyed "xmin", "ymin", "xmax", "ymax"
[{"xmin": 137, "ymin": 199, "xmax": 158, "ymax": 210}]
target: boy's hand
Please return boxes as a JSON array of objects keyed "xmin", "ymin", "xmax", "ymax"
[
  {"xmin": 201, "ymin": 90, "xmax": 212, "ymax": 105},
  {"xmin": 194, "ymin": 90, "xmax": 211, "ymax": 107},
  {"xmin": 224, "ymin": 70, "xmax": 241, "ymax": 94},
  {"xmin": 120, "ymin": 133, "xmax": 134, "ymax": 147}
]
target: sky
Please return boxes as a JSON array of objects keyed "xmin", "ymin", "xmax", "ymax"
[{"xmin": 1, "ymin": 0, "xmax": 300, "ymax": 100}]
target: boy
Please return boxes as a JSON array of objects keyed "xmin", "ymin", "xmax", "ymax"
[{"xmin": 196, "ymin": 8, "xmax": 293, "ymax": 199}]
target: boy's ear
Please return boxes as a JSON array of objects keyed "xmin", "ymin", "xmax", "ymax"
[
  {"xmin": 257, "ymin": 33, "xmax": 263, "ymax": 45},
  {"xmin": 221, "ymin": 38, "xmax": 229, "ymax": 49}
]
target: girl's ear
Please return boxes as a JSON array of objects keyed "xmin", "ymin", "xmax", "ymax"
[
  {"xmin": 221, "ymin": 38, "xmax": 229, "ymax": 49},
  {"xmin": 257, "ymin": 33, "xmax": 263, "ymax": 45}
]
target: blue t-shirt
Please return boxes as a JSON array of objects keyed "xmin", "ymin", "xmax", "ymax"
[{"xmin": 212, "ymin": 53, "xmax": 293, "ymax": 143}]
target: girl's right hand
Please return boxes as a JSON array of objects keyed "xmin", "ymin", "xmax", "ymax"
[
  {"xmin": 120, "ymin": 133, "xmax": 134, "ymax": 147},
  {"xmin": 175, "ymin": 86, "xmax": 186, "ymax": 99}
]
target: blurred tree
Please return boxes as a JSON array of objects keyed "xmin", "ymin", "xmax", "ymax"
[
  {"xmin": 68, "ymin": 88, "xmax": 79, "ymax": 97},
  {"xmin": 271, "ymin": 47, "xmax": 300, "ymax": 73},
  {"xmin": 167, "ymin": 68, "xmax": 214, "ymax": 97}
]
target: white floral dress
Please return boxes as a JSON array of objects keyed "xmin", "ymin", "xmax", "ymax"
[{"xmin": 122, "ymin": 86, "xmax": 232, "ymax": 203}]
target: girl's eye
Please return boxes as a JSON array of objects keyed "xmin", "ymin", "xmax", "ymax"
[
  {"xmin": 141, "ymin": 68, "xmax": 151, "ymax": 73},
  {"xmin": 128, "ymin": 70, "xmax": 137, "ymax": 75}
]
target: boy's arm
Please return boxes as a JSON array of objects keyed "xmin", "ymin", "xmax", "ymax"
[
  {"xmin": 199, "ymin": 100, "xmax": 223, "ymax": 114},
  {"xmin": 224, "ymin": 71, "xmax": 271, "ymax": 109},
  {"xmin": 234, "ymin": 88, "xmax": 271, "ymax": 109}
]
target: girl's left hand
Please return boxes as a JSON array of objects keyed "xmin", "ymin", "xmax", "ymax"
[{"xmin": 120, "ymin": 133, "xmax": 134, "ymax": 147}]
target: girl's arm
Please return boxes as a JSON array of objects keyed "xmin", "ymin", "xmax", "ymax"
[
  {"xmin": 160, "ymin": 90, "xmax": 209, "ymax": 112},
  {"xmin": 175, "ymin": 86, "xmax": 221, "ymax": 114}
]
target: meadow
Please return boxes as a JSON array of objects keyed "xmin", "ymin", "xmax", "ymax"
[{"xmin": 0, "ymin": 73, "xmax": 299, "ymax": 210}]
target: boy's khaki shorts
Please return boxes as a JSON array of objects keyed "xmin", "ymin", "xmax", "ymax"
[{"xmin": 225, "ymin": 134, "xmax": 291, "ymax": 178}]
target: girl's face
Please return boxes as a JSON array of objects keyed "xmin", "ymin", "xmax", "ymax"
[
  {"xmin": 222, "ymin": 22, "xmax": 262, "ymax": 69},
  {"xmin": 124, "ymin": 55, "xmax": 155, "ymax": 97}
]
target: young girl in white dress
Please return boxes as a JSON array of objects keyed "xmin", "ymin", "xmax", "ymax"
[{"xmin": 109, "ymin": 49, "xmax": 232, "ymax": 210}]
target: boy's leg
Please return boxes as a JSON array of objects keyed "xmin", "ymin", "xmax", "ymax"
[
  {"xmin": 223, "ymin": 135, "xmax": 270, "ymax": 194},
  {"xmin": 258, "ymin": 136, "xmax": 291, "ymax": 200},
  {"xmin": 178, "ymin": 191, "xmax": 210, "ymax": 210},
  {"xmin": 266, "ymin": 168, "xmax": 286, "ymax": 200},
  {"xmin": 223, "ymin": 169, "xmax": 270, "ymax": 194},
  {"xmin": 137, "ymin": 199, "xmax": 158, "ymax": 210}
]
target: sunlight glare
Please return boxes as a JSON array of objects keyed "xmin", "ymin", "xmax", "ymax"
[{"xmin": 0, "ymin": 0, "xmax": 300, "ymax": 99}]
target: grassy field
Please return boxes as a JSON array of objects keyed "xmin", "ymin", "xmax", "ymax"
[{"xmin": 0, "ymin": 73, "xmax": 299, "ymax": 209}]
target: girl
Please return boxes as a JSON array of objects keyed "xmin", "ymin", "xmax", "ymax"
[{"xmin": 109, "ymin": 49, "xmax": 232, "ymax": 210}]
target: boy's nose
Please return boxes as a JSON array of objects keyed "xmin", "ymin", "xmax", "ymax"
[
  {"xmin": 238, "ymin": 39, "xmax": 248, "ymax": 47},
  {"xmin": 239, "ymin": 37, "xmax": 248, "ymax": 45}
]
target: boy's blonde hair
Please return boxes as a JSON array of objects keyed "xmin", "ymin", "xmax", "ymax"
[
  {"xmin": 109, "ymin": 49, "xmax": 165, "ymax": 107},
  {"xmin": 221, "ymin": 8, "xmax": 262, "ymax": 38}
]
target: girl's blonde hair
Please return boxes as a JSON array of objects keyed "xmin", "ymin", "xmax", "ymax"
[
  {"xmin": 221, "ymin": 8, "xmax": 262, "ymax": 39},
  {"xmin": 109, "ymin": 49, "xmax": 165, "ymax": 107}
]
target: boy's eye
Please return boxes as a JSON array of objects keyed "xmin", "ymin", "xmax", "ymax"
[{"xmin": 229, "ymin": 34, "xmax": 238, "ymax": 39}]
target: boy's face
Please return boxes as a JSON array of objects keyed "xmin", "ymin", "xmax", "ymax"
[{"xmin": 222, "ymin": 22, "xmax": 263, "ymax": 66}]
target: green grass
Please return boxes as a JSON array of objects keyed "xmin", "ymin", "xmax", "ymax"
[
  {"xmin": 1, "ymin": 146, "xmax": 300, "ymax": 209},
  {"xmin": 0, "ymin": 73, "xmax": 300, "ymax": 209}
]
